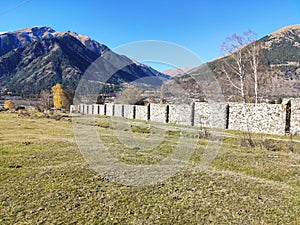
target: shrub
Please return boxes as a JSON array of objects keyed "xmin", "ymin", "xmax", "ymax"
[
  {"xmin": 4, "ymin": 100, "xmax": 14, "ymax": 110},
  {"xmin": 276, "ymin": 97, "xmax": 283, "ymax": 104}
]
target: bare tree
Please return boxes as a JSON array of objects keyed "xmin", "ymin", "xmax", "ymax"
[
  {"xmin": 115, "ymin": 87, "xmax": 143, "ymax": 104},
  {"xmin": 220, "ymin": 31, "xmax": 262, "ymax": 103},
  {"xmin": 62, "ymin": 89, "xmax": 74, "ymax": 111},
  {"xmin": 40, "ymin": 90, "xmax": 52, "ymax": 111},
  {"xmin": 244, "ymin": 30, "xmax": 262, "ymax": 104},
  {"xmin": 221, "ymin": 34, "xmax": 248, "ymax": 103}
]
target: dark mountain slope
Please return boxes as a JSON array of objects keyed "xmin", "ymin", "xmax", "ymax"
[
  {"xmin": 172, "ymin": 24, "xmax": 300, "ymax": 101},
  {"xmin": 0, "ymin": 27, "xmax": 168, "ymax": 97}
]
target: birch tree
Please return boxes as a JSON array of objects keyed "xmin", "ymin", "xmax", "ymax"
[
  {"xmin": 244, "ymin": 30, "xmax": 261, "ymax": 104},
  {"xmin": 220, "ymin": 30, "xmax": 261, "ymax": 103},
  {"xmin": 221, "ymin": 34, "xmax": 248, "ymax": 103}
]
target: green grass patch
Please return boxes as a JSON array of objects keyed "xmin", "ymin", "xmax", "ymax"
[
  {"xmin": 130, "ymin": 124, "xmax": 151, "ymax": 134},
  {"xmin": 1, "ymin": 112, "xmax": 300, "ymax": 224}
]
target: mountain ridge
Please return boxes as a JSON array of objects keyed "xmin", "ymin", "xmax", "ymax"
[
  {"xmin": 0, "ymin": 26, "xmax": 110, "ymax": 57},
  {"xmin": 170, "ymin": 24, "xmax": 300, "ymax": 101},
  {"xmin": 0, "ymin": 26, "xmax": 168, "ymax": 97}
]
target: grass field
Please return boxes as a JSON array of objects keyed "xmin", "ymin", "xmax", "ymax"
[{"xmin": 1, "ymin": 112, "xmax": 300, "ymax": 224}]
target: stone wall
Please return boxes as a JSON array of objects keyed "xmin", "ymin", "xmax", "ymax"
[
  {"xmin": 169, "ymin": 104, "xmax": 193, "ymax": 126},
  {"xmin": 194, "ymin": 102, "xmax": 211, "ymax": 128},
  {"xmin": 78, "ymin": 104, "xmax": 83, "ymax": 113},
  {"xmin": 290, "ymin": 99, "xmax": 300, "ymax": 135},
  {"xmin": 73, "ymin": 99, "xmax": 300, "ymax": 135},
  {"xmin": 194, "ymin": 102, "xmax": 228, "ymax": 129},
  {"xmin": 81, "ymin": 104, "xmax": 85, "ymax": 114},
  {"xmin": 78, "ymin": 104, "xmax": 105, "ymax": 116},
  {"xmin": 70, "ymin": 105, "xmax": 77, "ymax": 113},
  {"xmin": 88, "ymin": 105, "xmax": 94, "ymax": 114},
  {"xmin": 99, "ymin": 104, "xmax": 105, "ymax": 115},
  {"xmin": 92, "ymin": 104, "xmax": 99, "ymax": 115},
  {"xmin": 83, "ymin": 104, "xmax": 89, "ymax": 114},
  {"xmin": 150, "ymin": 104, "xmax": 167, "ymax": 123},
  {"xmin": 114, "ymin": 104, "xmax": 124, "ymax": 117},
  {"xmin": 228, "ymin": 103, "xmax": 286, "ymax": 135},
  {"xmin": 135, "ymin": 105, "xmax": 149, "ymax": 121},
  {"xmin": 105, "ymin": 103, "xmax": 114, "ymax": 116},
  {"xmin": 123, "ymin": 104, "xmax": 135, "ymax": 119}
]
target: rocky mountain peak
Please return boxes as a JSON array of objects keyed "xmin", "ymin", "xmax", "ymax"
[
  {"xmin": 264, "ymin": 24, "xmax": 300, "ymax": 50},
  {"xmin": 0, "ymin": 26, "xmax": 168, "ymax": 97},
  {"xmin": 0, "ymin": 26, "xmax": 110, "ymax": 57},
  {"xmin": 15, "ymin": 26, "xmax": 56, "ymax": 38},
  {"xmin": 271, "ymin": 24, "xmax": 300, "ymax": 36},
  {"xmin": 0, "ymin": 26, "xmax": 55, "ymax": 56},
  {"xmin": 55, "ymin": 31, "xmax": 110, "ymax": 56}
]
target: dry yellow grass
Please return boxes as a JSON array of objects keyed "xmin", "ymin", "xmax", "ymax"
[{"xmin": 0, "ymin": 112, "xmax": 300, "ymax": 224}]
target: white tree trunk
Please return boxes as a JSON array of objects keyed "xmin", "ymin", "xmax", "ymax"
[
  {"xmin": 253, "ymin": 61, "xmax": 258, "ymax": 104},
  {"xmin": 220, "ymin": 31, "xmax": 260, "ymax": 103},
  {"xmin": 240, "ymin": 76, "xmax": 245, "ymax": 103}
]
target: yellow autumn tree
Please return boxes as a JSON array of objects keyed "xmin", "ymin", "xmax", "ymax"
[
  {"xmin": 51, "ymin": 83, "xmax": 63, "ymax": 109},
  {"xmin": 4, "ymin": 99, "xmax": 14, "ymax": 110}
]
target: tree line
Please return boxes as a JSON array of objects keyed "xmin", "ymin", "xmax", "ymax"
[{"xmin": 3, "ymin": 83, "xmax": 73, "ymax": 111}]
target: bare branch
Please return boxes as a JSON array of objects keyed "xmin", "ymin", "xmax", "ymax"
[
  {"xmin": 218, "ymin": 30, "xmax": 261, "ymax": 103},
  {"xmin": 221, "ymin": 64, "xmax": 241, "ymax": 91}
]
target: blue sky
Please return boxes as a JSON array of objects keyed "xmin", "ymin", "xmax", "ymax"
[{"xmin": 1, "ymin": 0, "xmax": 300, "ymax": 71}]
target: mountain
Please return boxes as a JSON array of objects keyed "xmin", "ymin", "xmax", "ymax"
[
  {"xmin": 0, "ymin": 26, "xmax": 168, "ymax": 97},
  {"xmin": 262, "ymin": 24, "xmax": 300, "ymax": 69},
  {"xmin": 174, "ymin": 24, "xmax": 300, "ymax": 101},
  {"xmin": 163, "ymin": 66, "xmax": 197, "ymax": 77}
]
